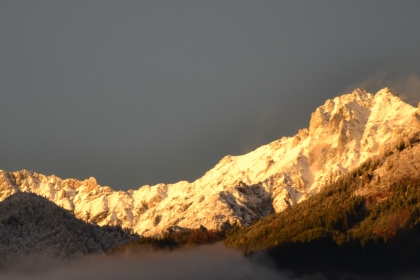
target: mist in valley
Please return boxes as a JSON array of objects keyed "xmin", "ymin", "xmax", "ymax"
[
  {"xmin": 1, "ymin": 243, "xmax": 301, "ymax": 280},
  {"xmin": 3, "ymin": 242, "xmax": 420, "ymax": 280}
]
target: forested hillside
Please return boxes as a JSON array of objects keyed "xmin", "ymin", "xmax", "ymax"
[
  {"xmin": 0, "ymin": 192, "xmax": 137, "ymax": 270},
  {"xmin": 224, "ymin": 133, "xmax": 420, "ymax": 273}
]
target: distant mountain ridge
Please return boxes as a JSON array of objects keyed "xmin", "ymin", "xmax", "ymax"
[{"xmin": 0, "ymin": 88, "xmax": 419, "ymax": 236}]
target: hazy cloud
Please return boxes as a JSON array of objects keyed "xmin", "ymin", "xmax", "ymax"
[
  {"xmin": 396, "ymin": 74, "xmax": 420, "ymax": 106},
  {"xmin": 0, "ymin": 243, "xmax": 328, "ymax": 280},
  {"xmin": 240, "ymin": 106, "xmax": 282, "ymax": 154},
  {"xmin": 4, "ymin": 242, "xmax": 417, "ymax": 280},
  {"xmin": 342, "ymin": 71, "xmax": 420, "ymax": 106}
]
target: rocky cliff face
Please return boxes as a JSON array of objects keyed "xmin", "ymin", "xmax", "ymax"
[
  {"xmin": 0, "ymin": 88, "xmax": 418, "ymax": 236},
  {"xmin": 413, "ymin": 102, "xmax": 420, "ymax": 127}
]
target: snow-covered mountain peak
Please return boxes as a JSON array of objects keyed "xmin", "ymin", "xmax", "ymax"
[
  {"xmin": 309, "ymin": 89, "xmax": 374, "ymax": 138},
  {"xmin": 375, "ymin": 86, "xmax": 395, "ymax": 97},
  {"xmin": 0, "ymin": 87, "xmax": 418, "ymax": 236},
  {"xmin": 373, "ymin": 87, "xmax": 405, "ymax": 106}
]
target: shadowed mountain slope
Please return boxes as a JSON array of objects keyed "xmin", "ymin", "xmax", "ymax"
[{"xmin": 0, "ymin": 192, "xmax": 137, "ymax": 270}]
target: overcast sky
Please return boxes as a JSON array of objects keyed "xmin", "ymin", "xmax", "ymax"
[{"xmin": 1, "ymin": 1, "xmax": 420, "ymax": 191}]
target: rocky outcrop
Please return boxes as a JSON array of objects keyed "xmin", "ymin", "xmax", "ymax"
[
  {"xmin": 412, "ymin": 103, "xmax": 420, "ymax": 128},
  {"xmin": 0, "ymin": 87, "xmax": 418, "ymax": 236},
  {"xmin": 292, "ymin": 128, "xmax": 309, "ymax": 148}
]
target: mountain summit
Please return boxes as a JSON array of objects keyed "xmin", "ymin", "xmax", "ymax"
[{"xmin": 0, "ymin": 88, "xmax": 418, "ymax": 236}]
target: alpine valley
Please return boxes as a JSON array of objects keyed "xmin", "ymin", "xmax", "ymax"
[{"xmin": 1, "ymin": 87, "xmax": 419, "ymax": 240}]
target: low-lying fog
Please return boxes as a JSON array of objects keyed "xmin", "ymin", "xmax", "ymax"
[
  {"xmin": 2, "ymin": 243, "xmax": 419, "ymax": 280},
  {"xmin": 0, "ymin": 243, "xmax": 320, "ymax": 280}
]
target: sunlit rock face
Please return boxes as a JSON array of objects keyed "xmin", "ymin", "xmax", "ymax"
[
  {"xmin": 413, "ymin": 103, "xmax": 420, "ymax": 128},
  {"xmin": 0, "ymin": 88, "xmax": 418, "ymax": 236}
]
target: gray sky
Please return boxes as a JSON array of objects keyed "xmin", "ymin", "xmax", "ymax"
[{"xmin": 1, "ymin": 1, "xmax": 420, "ymax": 191}]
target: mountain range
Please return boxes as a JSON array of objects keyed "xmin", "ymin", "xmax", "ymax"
[{"xmin": 0, "ymin": 87, "xmax": 419, "ymax": 237}]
